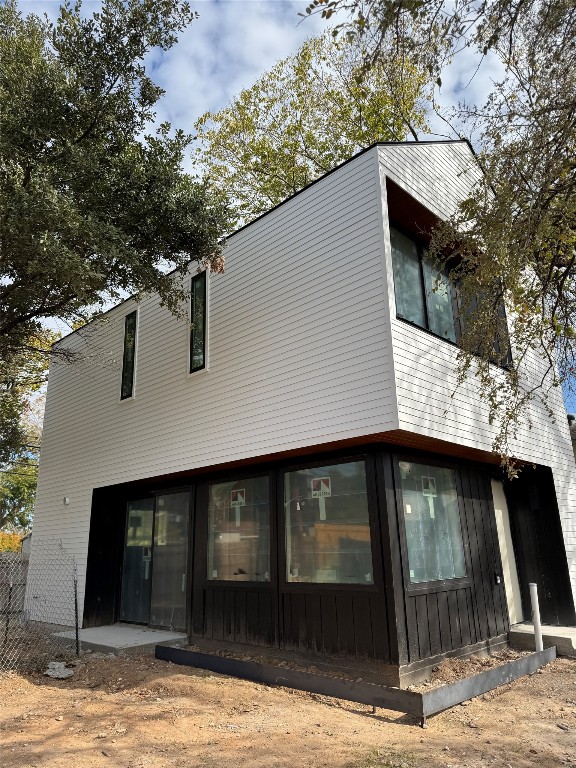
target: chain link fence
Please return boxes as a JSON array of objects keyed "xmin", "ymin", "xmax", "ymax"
[{"xmin": 0, "ymin": 539, "xmax": 81, "ymax": 672}]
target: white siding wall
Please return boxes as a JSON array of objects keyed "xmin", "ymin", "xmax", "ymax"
[
  {"xmin": 33, "ymin": 147, "xmax": 397, "ymax": 612},
  {"xmin": 378, "ymin": 142, "xmax": 576, "ymax": 606}
]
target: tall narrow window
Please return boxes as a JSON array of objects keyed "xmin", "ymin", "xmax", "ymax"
[
  {"xmin": 190, "ymin": 271, "xmax": 206, "ymax": 373},
  {"xmin": 121, "ymin": 310, "xmax": 137, "ymax": 400},
  {"xmin": 390, "ymin": 227, "xmax": 426, "ymax": 327}
]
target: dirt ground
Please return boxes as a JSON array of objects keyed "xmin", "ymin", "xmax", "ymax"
[{"xmin": 1, "ymin": 652, "xmax": 575, "ymax": 768}]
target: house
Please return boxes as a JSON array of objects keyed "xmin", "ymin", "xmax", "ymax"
[{"xmin": 31, "ymin": 141, "xmax": 576, "ymax": 685}]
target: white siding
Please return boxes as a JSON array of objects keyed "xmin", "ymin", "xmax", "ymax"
[
  {"xmin": 378, "ymin": 142, "xmax": 576, "ymax": 606},
  {"xmin": 33, "ymin": 147, "xmax": 397, "ymax": 612}
]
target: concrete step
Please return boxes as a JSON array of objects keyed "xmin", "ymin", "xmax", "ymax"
[
  {"xmin": 509, "ymin": 623, "xmax": 576, "ymax": 658},
  {"xmin": 53, "ymin": 624, "xmax": 188, "ymax": 655}
]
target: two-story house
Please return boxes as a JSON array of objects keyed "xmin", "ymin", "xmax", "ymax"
[{"xmin": 31, "ymin": 141, "xmax": 576, "ymax": 685}]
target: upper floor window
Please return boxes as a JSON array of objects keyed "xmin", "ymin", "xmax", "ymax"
[
  {"xmin": 390, "ymin": 226, "xmax": 457, "ymax": 342},
  {"xmin": 120, "ymin": 310, "xmax": 137, "ymax": 400},
  {"xmin": 190, "ymin": 271, "xmax": 207, "ymax": 373}
]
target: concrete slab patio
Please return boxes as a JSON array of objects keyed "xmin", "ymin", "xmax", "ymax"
[
  {"xmin": 509, "ymin": 622, "xmax": 576, "ymax": 657},
  {"xmin": 54, "ymin": 624, "xmax": 188, "ymax": 655}
]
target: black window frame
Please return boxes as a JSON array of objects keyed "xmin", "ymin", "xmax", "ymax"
[
  {"xmin": 390, "ymin": 223, "xmax": 512, "ymax": 367},
  {"xmin": 120, "ymin": 310, "xmax": 137, "ymax": 400},
  {"xmin": 392, "ymin": 454, "xmax": 472, "ymax": 595},
  {"xmin": 390, "ymin": 223, "xmax": 459, "ymax": 344},
  {"xmin": 278, "ymin": 454, "xmax": 383, "ymax": 593},
  {"xmin": 189, "ymin": 271, "xmax": 207, "ymax": 374}
]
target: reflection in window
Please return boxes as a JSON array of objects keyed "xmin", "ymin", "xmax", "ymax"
[
  {"xmin": 284, "ymin": 461, "xmax": 374, "ymax": 584},
  {"xmin": 390, "ymin": 228, "xmax": 426, "ymax": 327},
  {"xmin": 423, "ymin": 259, "xmax": 456, "ymax": 342},
  {"xmin": 190, "ymin": 271, "xmax": 206, "ymax": 373},
  {"xmin": 398, "ymin": 461, "xmax": 466, "ymax": 584},
  {"xmin": 121, "ymin": 310, "xmax": 137, "ymax": 399},
  {"xmin": 150, "ymin": 492, "xmax": 190, "ymax": 630},
  {"xmin": 390, "ymin": 226, "xmax": 456, "ymax": 342},
  {"xmin": 207, "ymin": 477, "xmax": 270, "ymax": 582}
]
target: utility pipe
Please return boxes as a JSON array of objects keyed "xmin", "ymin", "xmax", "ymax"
[{"xmin": 529, "ymin": 582, "xmax": 544, "ymax": 652}]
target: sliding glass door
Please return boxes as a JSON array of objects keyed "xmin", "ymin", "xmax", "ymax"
[
  {"xmin": 120, "ymin": 499, "xmax": 154, "ymax": 624},
  {"xmin": 150, "ymin": 492, "xmax": 190, "ymax": 630},
  {"xmin": 120, "ymin": 492, "xmax": 191, "ymax": 631}
]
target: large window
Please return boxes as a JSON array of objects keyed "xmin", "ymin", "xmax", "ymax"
[
  {"xmin": 190, "ymin": 271, "xmax": 207, "ymax": 373},
  {"xmin": 120, "ymin": 310, "xmax": 137, "ymax": 400},
  {"xmin": 398, "ymin": 461, "xmax": 466, "ymax": 584},
  {"xmin": 284, "ymin": 460, "xmax": 374, "ymax": 585},
  {"xmin": 390, "ymin": 226, "xmax": 456, "ymax": 342},
  {"xmin": 207, "ymin": 476, "xmax": 270, "ymax": 582}
]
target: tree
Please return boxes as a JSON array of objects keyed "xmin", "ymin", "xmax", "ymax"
[
  {"xmin": 0, "ymin": 393, "xmax": 44, "ymax": 533},
  {"xmin": 0, "ymin": 334, "xmax": 52, "ymax": 532},
  {"xmin": 0, "ymin": 331, "xmax": 54, "ymax": 467},
  {"xmin": 0, "ymin": 0, "xmax": 229, "ymax": 377},
  {"xmin": 194, "ymin": 30, "xmax": 429, "ymax": 225},
  {"xmin": 306, "ymin": 0, "xmax": 576, "ymax": 469}
]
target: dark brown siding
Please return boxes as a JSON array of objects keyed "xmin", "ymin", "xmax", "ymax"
[
  {"xmin": 197, "ymin": 586, "xmax": 277, "ymax": 646},
  {"xmin": 279, "ymin": 590, "xmax": 389, "ymax": 657},
  {"xmin": 505, "ymin": 466, "xmax": 576, "ymax": 626},
  {"xmin": 83, "ymin": 487, "xmax": 128, "ymax": 627}
]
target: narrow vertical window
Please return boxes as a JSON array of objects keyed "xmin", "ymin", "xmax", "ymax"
[
  {"xmin": 190, "ymin": 271, "xmax": 207, "ymax": 373},
  {"xmin": 121, "ymin": 310, "xmax": 137, "ymax": 400}
]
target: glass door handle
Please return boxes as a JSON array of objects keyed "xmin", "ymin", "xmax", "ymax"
[{"xmin": 181, "ymin": 573, "xmax": 186, "ymax": 592}]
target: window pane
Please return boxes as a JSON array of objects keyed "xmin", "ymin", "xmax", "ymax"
[
  {"xmin": 121, "ymin": 311, "xmax": 137, "ymax": 399},
  {"xmin": 120, "ymin": 498, "xmax": 154, "ymax": 623},
  {"xmin": 284, "ymin": 461, "xmax": 374, "ymax": 584},
  {"xmin": 423, "ymin": 258, "xmax": 456, "ymax": 342},
  {"xmin": 398, "ymin": 461, "xmax": 466, "ymax": 584},
  {"xmin": 190, "ymin": 271, "xmax": 206, "ymax": 372},
  {"xmin": 150, "ymin": 492, "xmax": 190, "ymax": 630},
  {"xmin": 207, "ymin": 477, "xmax": 270, "ymax": 582},
  {"xmin": 390, "ymin": 227, "xmax": 426, "ymax": 327}
]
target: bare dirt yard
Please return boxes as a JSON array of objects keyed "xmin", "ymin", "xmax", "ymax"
[{"xmin": 1, "ymin": 652, "xmax": 575, "ymax": 768}]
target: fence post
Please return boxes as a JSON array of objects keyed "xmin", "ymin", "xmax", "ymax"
[
  {"xmin": 74, "ymin": 565, "xmax": 81, "ymax": 657},
  {"xmin": 3, "ymin": 580, "xmax": 12, "ymax": 647}
]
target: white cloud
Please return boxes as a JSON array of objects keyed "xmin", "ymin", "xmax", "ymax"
[{"xmin": 149, "ymin": 2, "xmax": 324, "ymax": 132}]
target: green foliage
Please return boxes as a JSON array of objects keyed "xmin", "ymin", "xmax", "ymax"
[
  {"xmin": 194, "ymin": 30, "xmax": 429, "ymax": 225},
  {"xmin": 0, "ymin": 0, "xmax": 229, "ymax": 367},
  {"xmin": 0, "ymin": 330, "xmax": 54, "ymax": 467},
  {"xmin": 0, "ymin": 343, "xmax": 47, "ymax": 532},
  {"xmin": 307, "ymin": 0, "xmax": 576, "ymax": 470},
  {"xmin": 0, "ymin": 459, "xmax": 36, "ymax": 533},
  {"xmin": 0, "ymin": 395, "xmax": 42, "ymax": 533}
]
